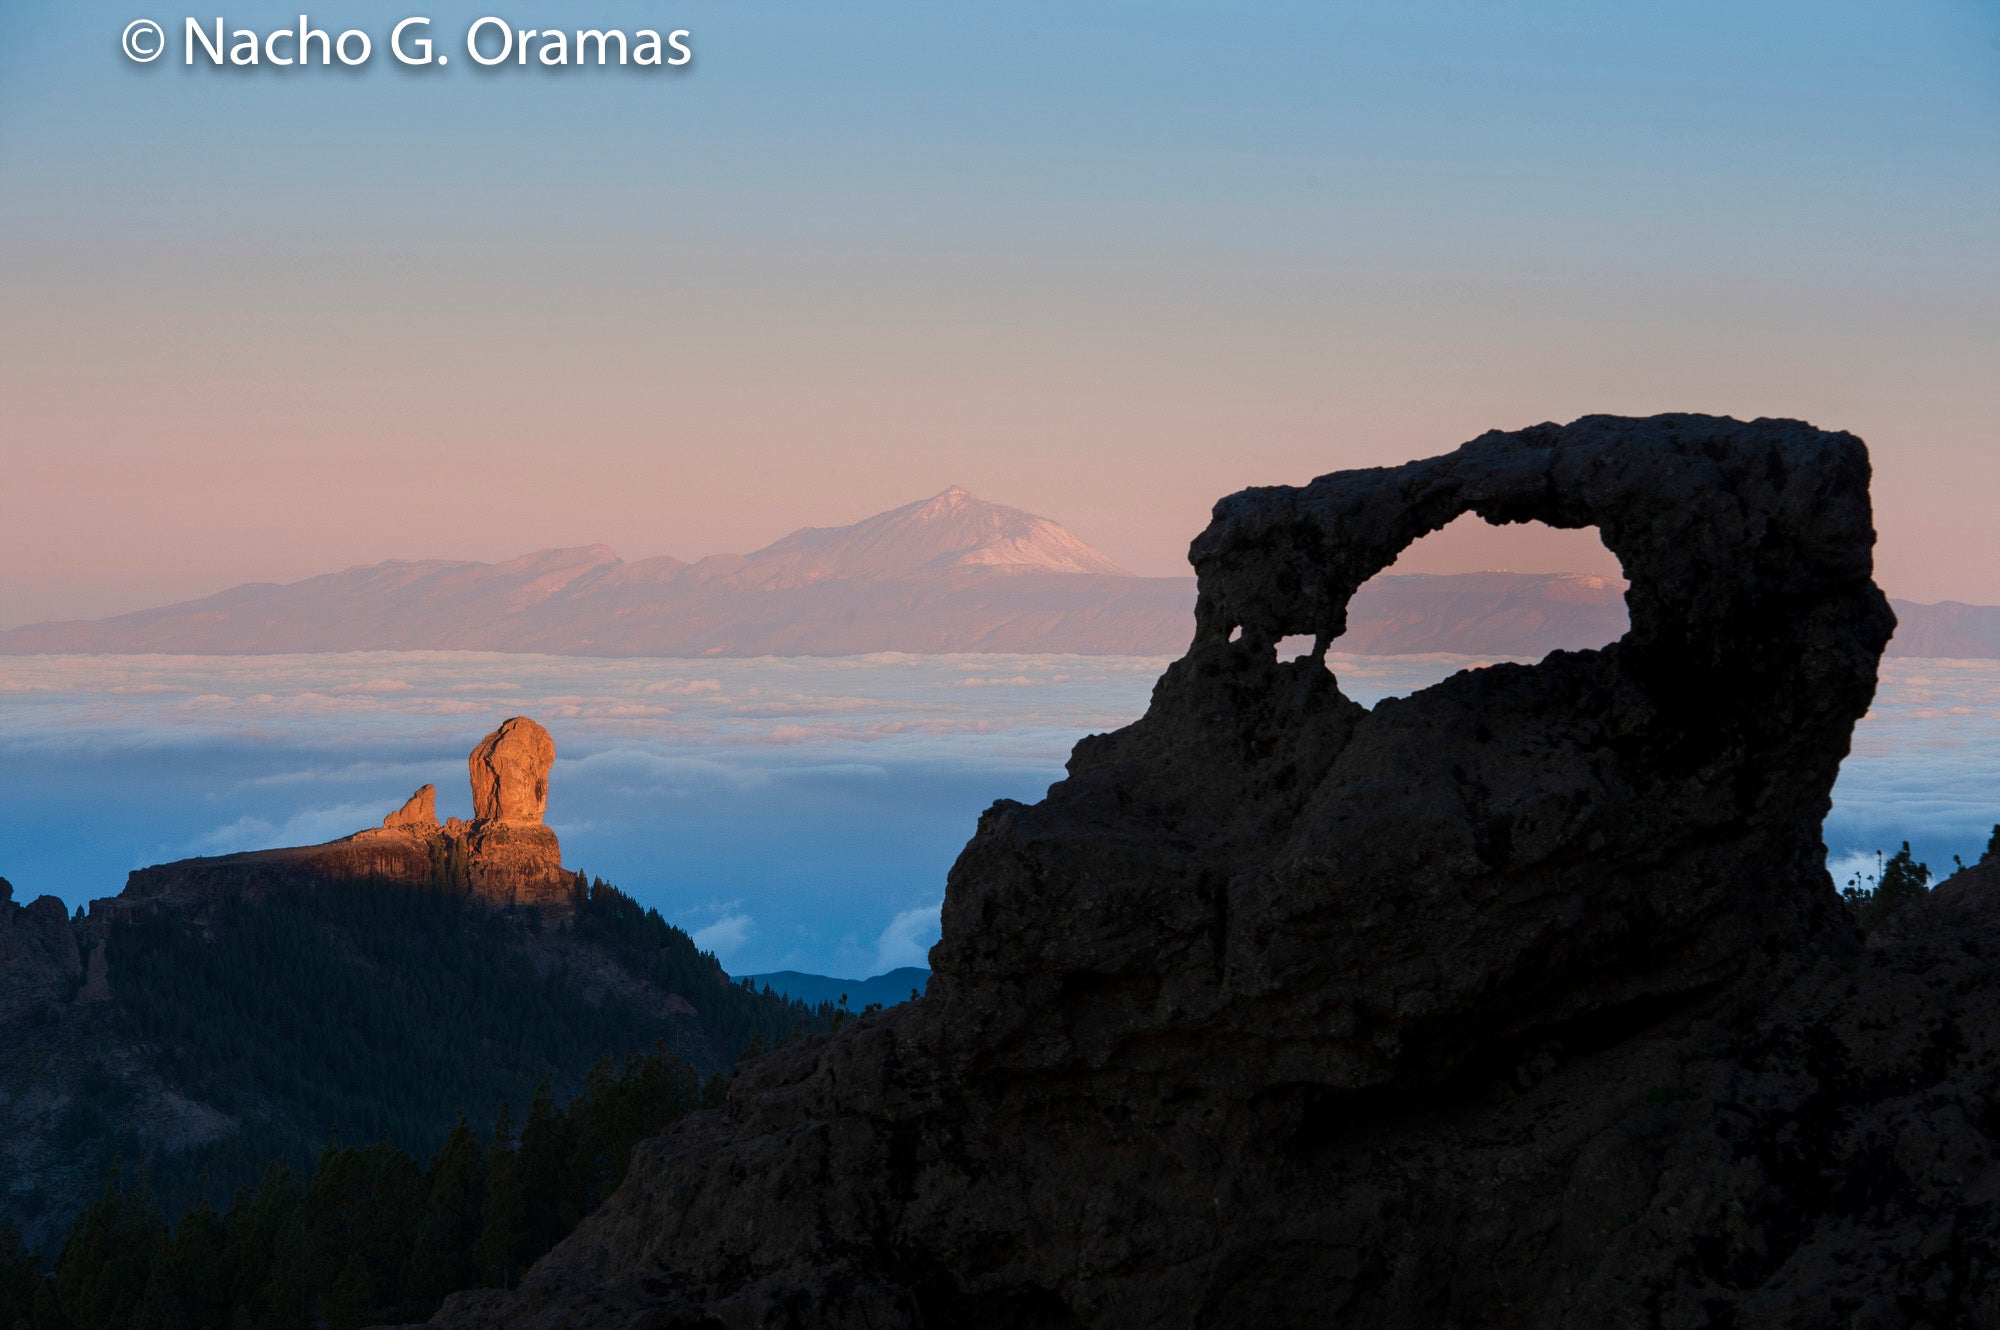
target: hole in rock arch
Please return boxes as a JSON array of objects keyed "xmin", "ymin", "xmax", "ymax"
[{"xmin": 1277, "ymin": 515, "xmax": 1630, "ymax": 707}]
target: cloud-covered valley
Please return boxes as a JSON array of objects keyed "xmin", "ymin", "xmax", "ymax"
[{"xmin": 0, "ymin": 651, "xmax": 1992, "ymax": 976}]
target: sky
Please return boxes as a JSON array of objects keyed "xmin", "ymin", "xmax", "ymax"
[{"xmin": 2, "ymin": 1, "xmax": 1998, "ymax": 627}]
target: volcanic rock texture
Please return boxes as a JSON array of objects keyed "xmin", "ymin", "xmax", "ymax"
[
  {"xmin": 471, "ymin": 717, "xmax": 556, "ymax": 824},
  {"xmin": 428, "ymin": 416, "xmax": 2000, "ymax": 1329},
  {"xmin": 385, "ymin": 783, "xmax": 439, "ymax": 830}
]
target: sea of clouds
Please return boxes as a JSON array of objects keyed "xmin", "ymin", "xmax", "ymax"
[{"xmin": 1, "ymin": 652, "xmax": 1993, "ymax": 977}]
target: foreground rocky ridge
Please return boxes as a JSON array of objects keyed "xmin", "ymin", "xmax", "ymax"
[{"xmin": 425, "ymin": 415, "xmax": 2000, "ymax": 1329}]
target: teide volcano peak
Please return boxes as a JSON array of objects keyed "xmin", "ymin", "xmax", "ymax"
[
  {"xmin": 0, "ymin": 489, "xmax": 1172, "ymax": 657},
  {"xmin": 729, "ymin": 486, "xmax": 1134, "ymax": 587}
]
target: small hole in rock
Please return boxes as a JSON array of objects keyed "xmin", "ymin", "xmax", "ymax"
[{"xmin": 1322, "ymin": 516, "xmax": 1629, "ymax": 706}]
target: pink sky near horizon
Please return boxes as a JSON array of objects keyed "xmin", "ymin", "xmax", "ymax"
[
  {"xmin": 2, "ymin": 249, "xmax": 1985, "ymax": 627},
  {"xmin": 2, "ymin": 1, "xmax": 1995, "ymax": 628}
]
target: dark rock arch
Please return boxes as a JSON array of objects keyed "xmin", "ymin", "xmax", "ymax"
[
  {"xmin": 931, "ymin": 414, "xmax": 1894, "ymax": 1094},
  {"xmin": 1190, "ymin": 413, "xmax": 1881, "ymax": 676},
  {"xmin": 429, "ymin": 416, "xmax": 1998, "ymax": 1330}
]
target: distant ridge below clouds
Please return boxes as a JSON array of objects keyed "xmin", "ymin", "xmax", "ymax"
[
  {"xmin": 741, "ymin": 968, "xmax": 932, "ymax": 1011},
  {"xmin": 1, "ymin": 486, "xmax": 1991, "ymax": 658}
]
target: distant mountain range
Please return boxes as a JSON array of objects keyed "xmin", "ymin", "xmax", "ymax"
[
  {"xmin": 742, "ymin": 967, "xmax": 932, "ymax": 1010},
  {"xmin": 2, "ymin": 486, "xmax": 1991, "ymax": 658}
]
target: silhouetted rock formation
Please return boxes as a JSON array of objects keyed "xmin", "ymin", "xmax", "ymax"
[
  {"xmin": 125, "ymin": 717, "xmax": 574, "ymax": 913},
  {"xmin": 420, "ymin": 416, "xmax": 2000, "ymax": 1329},
  {"xmin": 0, "ymin": 887, "xmax": 83, "ymax": 1024}
]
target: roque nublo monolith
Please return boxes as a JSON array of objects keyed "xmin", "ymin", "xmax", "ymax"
[
  {"xmin": 425, "ymin": 417, "xmax": 2000, "ymax": 1328},
  {"xmin": 124, "ymin": 716, "xmax": 573, "ymax": 911},
  {"xmin": 470, "ymin": 716, "xmax": 556, "ymax": 824}
]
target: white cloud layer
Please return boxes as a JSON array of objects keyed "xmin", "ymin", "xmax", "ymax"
[
  {"xmin": 874, "ymin": 903, "xmax": 942, "ymax": 974},
  {"xmin": 692, "ymin": 913, "xmax": 755, "ymax": 959},
  {"xmin": 191, "ymin": 802, "xmax": 386, "ymax": 855},
  {"xmin": 3, "ymin": 651, "xmax": 1997, "ymax": 972}
]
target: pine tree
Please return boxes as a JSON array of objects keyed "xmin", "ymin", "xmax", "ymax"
[
  {"xmin": 1842, "ymin": 841, "xmax": 1932, "ymax": 932},
  {"xmin": 0, "ymin": 1223, "xmax": 46, "ymax": 1330},
  {"xmin": 132, "ymin": 1202, "xmax": 227, "ymax": 1330},
  {"xmin": 54, "ymin": 1171, "xmax": 168, "ymax": 1330},
  {"xmin": 472, "ymin": 1104, "xmax": 525, "ymax": 1291},
  {"xmin": 219, "ymin": 1163, "xmax": 305, "ymax": 1328},
  {"xmin": 515, "ymin": 1085, "xmax": 569, "ymax": 1262},
  {"xmin": 402, "ymin": 1116, "xmax": 486, "ymax": 1313}
]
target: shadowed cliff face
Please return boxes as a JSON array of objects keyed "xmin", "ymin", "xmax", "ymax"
[
  {"xmin": 426, "ymin": 416, "xmax": 2000, "ymax": 1330},
  {"xmin": 932, "ymin": 414, "xmax": 1891, "ymax": 1094}
]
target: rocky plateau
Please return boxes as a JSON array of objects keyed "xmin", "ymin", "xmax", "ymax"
[{"xmin": 119, "ymin": 715, "xmax": 575, "ymax": 914}]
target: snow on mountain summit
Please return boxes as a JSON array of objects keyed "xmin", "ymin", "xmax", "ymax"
[{"xmin": 736, "ymin": 487, "xmax": 1132, "ymax": 587}]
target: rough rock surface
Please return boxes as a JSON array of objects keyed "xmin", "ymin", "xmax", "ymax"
[
  {"xmin": 385, "ymin": 783, "xmax": 440, "ymax": 830},
  {"xmin": 124, "ymin": 719, "xmax": 573, "ymax": 913},
  {"xmin": 470, "ymin": 717, "xmax": 556, "ymax": 825},
  {"xmin": 0, "ymin": 889, "xmax": 83, "ymax": 1024},
  {"xmin": 409, "ymin": 415, "xmax": 2000, "ymax": 1329}
]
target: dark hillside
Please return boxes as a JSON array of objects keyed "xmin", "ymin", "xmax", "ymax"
[{"xmin": 0, "ymin": 877, "xmax": 829, "ymax": 1253}]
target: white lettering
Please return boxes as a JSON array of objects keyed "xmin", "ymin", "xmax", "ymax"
[
  {"xmin": 391, "ymin": 17, "xmax": 434, "ymax": 65},
  {"xmin": 298, "ymin": 15, "xmax": 331, "ymax": 65},
  {"xmin": 466, "ymin": 16, "xmax": 512, "ymax": 66},
  {"xmin": 185, "ymin": 17, "xmax": 225, "ymax": 65},
  {"xmin": 576, "ymin": 29, "xmax": 626, "ymax": 66}
]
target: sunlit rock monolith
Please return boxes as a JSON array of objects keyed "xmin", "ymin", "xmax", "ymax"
[
  {"xmin": 469, "ymin": 717, "xmax": 555, "ymax": 825},
  {"xmin": 121, "ymin": 718, "xmax": 574, "ymax": 914}
]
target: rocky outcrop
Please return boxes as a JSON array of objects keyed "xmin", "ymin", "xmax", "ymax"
[
  {"xmin": 124, "ymin": 718, "xmax": 574, "ymax": 913},
  {"xmin": 419, "ymin": 415, "xmax": 2000, "ymax": 1330},
  {"xmin": 385, "ymin": 784, "xmax": 439, "ymax": 830},
  {"xmin": 470, "ymin": 719, "xmax": 555, "ymax": 824},
  {"xmin": 0, "ymin": 888, "xmax": 83, "ymax": 1024}
]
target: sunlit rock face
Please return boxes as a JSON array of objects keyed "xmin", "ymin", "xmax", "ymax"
[
  {"xmin": 383, "ymin": 784, "xmax": 439, "ymax": 831},
  {"xmin": 429, "ymin": 418, "xmax": 1991, "ymax": 1328},
  {"xmin": 469, "ymin": 718, "xmax": 555, "ymax": 825},
  {"xmin": 121, "ymin": 718, "xmax": 573, "ymax": 913}
]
